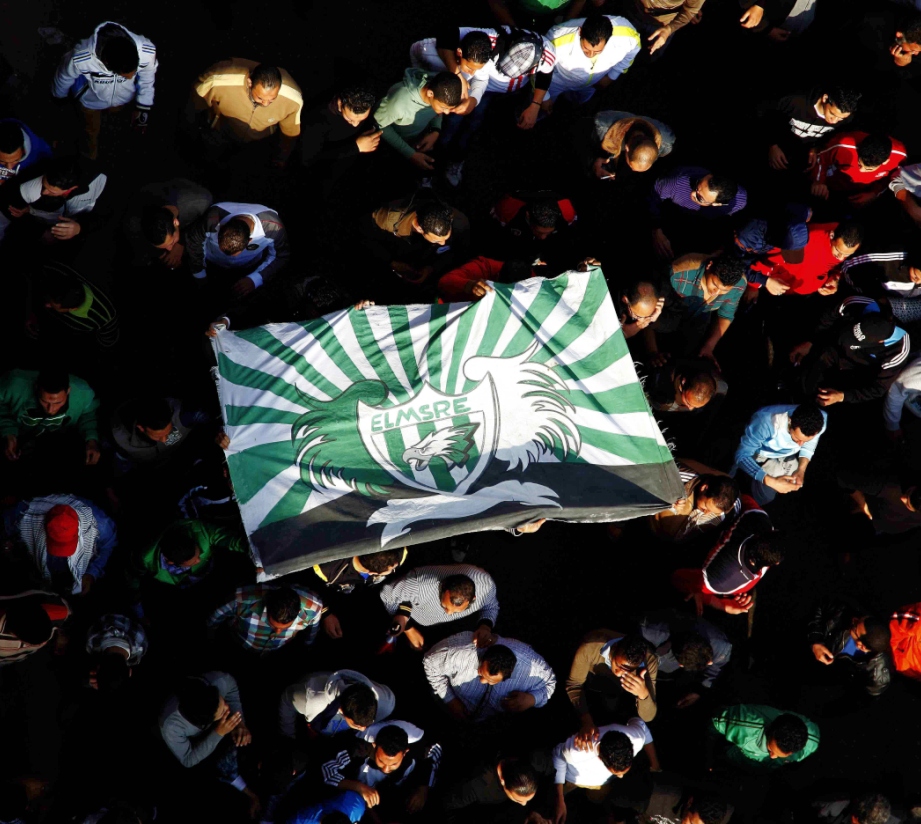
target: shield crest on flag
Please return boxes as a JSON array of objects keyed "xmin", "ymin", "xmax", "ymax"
[{"xmin": 357, "ymin": 377, "xmax": 499, "ymax": 495}]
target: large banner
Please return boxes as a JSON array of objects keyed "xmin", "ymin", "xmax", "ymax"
[{"xmin": 211, "ymin": 269, "xmax": 684, "ymax": 576}]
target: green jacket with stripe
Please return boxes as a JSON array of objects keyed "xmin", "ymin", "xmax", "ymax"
[{"xmin": 710, "ymin": 704, "xmax": 819, "ymax": 770}]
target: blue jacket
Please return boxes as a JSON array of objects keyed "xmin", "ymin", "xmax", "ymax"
[
  {"xmin": 287, "ymin": 791, "xmax": 366, "ymax": 824},
  {"xmin": 0, "ymin": 119, "xmax": 52, "ymax": 186},
  {"xmin": 731, "ymin": 404, "xmax": 827, "ymax": 482}
]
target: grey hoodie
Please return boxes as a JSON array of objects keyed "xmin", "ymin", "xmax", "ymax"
[{"xmin": 373, "ymin": 68, "xmax": 440, "ymax": 159}]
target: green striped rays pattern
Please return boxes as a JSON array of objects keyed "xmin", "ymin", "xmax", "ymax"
[{"xmin": 211, "ymin": 268, "xmax": 680, "ymax": 551}]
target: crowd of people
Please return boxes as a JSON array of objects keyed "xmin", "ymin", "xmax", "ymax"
[{"xmin": 3, "ymin": 1, "xmax": 921, "ymax": 824}]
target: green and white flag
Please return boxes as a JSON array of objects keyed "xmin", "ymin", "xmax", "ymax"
[{"xmin": 211, "ymin": 268, "xmax": 683, "ymax": 575}]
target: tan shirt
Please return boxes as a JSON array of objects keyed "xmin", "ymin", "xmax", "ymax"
[
  {"xmin": 566, "ymin": 629, "xmax": 658, "ymax": 722},
  {"xmin": 635, "ymin": 0, "xmax": 706, "ymax": 30},
  {"xmin": 192, "ymin": 58, "xmax": 303, "ymax": 142}
]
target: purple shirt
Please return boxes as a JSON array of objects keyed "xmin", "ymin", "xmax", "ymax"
[{"xmin": 649, "ymin": 165, "xmax": 747, "ymax": 226}]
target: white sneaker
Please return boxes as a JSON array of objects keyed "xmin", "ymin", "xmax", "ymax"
[{"xmin": 445, "ymin": 161, "xmax": 465, "ymax": 187}]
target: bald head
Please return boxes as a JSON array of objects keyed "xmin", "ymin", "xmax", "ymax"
[{"xmin": 626, "ymin": 138, "xmax": 659, "ymax": 172}]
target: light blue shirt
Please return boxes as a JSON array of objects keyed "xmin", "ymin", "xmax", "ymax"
[{"xmin": 730, "ymin": 404, "xmax": 827, "ymax": 482}]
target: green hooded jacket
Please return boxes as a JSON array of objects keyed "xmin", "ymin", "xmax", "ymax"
[
  {"xmin": 0, "ymin": 369, "xmax": 100, "ymax": 443},
  {"xmin": 373, "ymin": 68, "xmax": 441, "ymax": 159}
]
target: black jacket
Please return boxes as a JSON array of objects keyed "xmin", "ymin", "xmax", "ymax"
[{"xmin": 806, "ymin": 598, "xmax": 893, "ymax": 697}]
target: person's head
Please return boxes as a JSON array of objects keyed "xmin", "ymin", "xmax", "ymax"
[
  {"xmin": 0, "ymin": 781, "xmax": 28, "ymax": 823},
  {"xmin": 355, "ymin": 548, "xmax": 403, "ymax": 575},
  {"xmin": 98, "ymin": 35, "xmax": 139, "ymax": 77},
  {"xmin": 846, "ymin": 311, "xmax": 895, "ymax": 350},
  {"xmin": 498, "ymin": 259, "xmax": 534, "ymax": 284},
  {"xmin": 141, "ymin": 205, "xmax": 180, "ymax": 250},
  {"xmin": 851, "ymin": 615, "xmax": 892, "ymax": 655},
  {"xmin": 622, "ymin": 280, "xmax": 661, "ymax": 323},
  {"xmin": 458, "ymin": 30, "xmax": 494, "ymax": 73},
  {"xmin": 672, "ymin": 632, "xmax": 715, "ymax": 673},
  {"xmin": 695, "ymin": 474, "xmax": 739, "ymax": 516},
  {"xmin": 247, "ymin": 64, "xmax": 282, "ymax": 106},
  {"xmin": 610, "ymin": 634, "xmax": 648, "ymax": 678},
  {"xmin": 598, "ymin": 730, "xmax": 635, "ymax": 777},
  {"xmin": 818, "ymin": 86, "xmax": 861, "ymax": 124},
  {"xmin": 423, "ymin": 72, "xmax": 463, "ymax": 115},
  {"xmin": 580, "ymin": 13, "xmax": 613, "ymax": 57},
  {"xmin": 746, "ymin": 532, "xmax": 785, "ymax": 569},
  {"xmin": 497, "ymin": 758, "xmax": 538, "ymax": 805},
  {"xmin": 264, "ymin": 587, "xmax": 301, "ymax": 631},
  {"xmin": 340, "ymin": 683, "xmax": 378, "ymax": 730},
  {"xmin": 336, "ymin": 83, "xmax": 376, "ymax": 127},
  {"xmin": 43, "ymin": 269, "xmax": 85, "ymax": 313},
  {"xmin": 41, "ymin": 156, "xmax": 81, "ymax": 198},
  {"xmin": 0, "ymin": 121, "xmax": 25, "ymax": 170},
  {"xmin": 893, "ymin": 17, "xmax": 921, "ymax": 63},
  {"xmin": 682, "ymin": 793, "xmax": 730, "ymax": 824},
  {"xmin": 789, "ymin": 403, "xmax": 824, "ymax": 446},
  {"xmin": 765, "ymin": 713, "xmax": 808, "ymax": 759},
  {"xmin": 829, "ymin": 220, "xmax": 864, "ymax": 261},
  {"xmin": 135, "ymin": 396, "xmax": 174, "ymax": 443},
  {"xmin": 691, "ymin": 173, "xmax": 738, "ymax": 207},
  {"xmin": 440, "ymin": 573, "xmax": 475, "ymax": 614},
  {"xmin": 159, "ymin": 526, "xmax": 201, "ymax": 569},
  {"xmin": 675, "ymin": 367, "xmax": 718, "ymax": 411},
  {"xmin": 852, "ymin": 792, "xmax": 892, "ymax": 824},
  {"xmin": 413, "ymin": 200, "xmax": 454, "ymax": 245},
  {"xmin": 373, "ymin": 725, "xmax": 410, "ymax": 774},
  {"xmin": 218, "ymin": 218, "xmax": 251, "ymax": 256},
  {"xmin": 35, "ymin": 367, "xmax": 71, "ymax": 415},
  {"xmin": 856, "ymin": 133, "xmax": 893, "ymax": 172},
  {"xmin": 4, "ymin": 601, "xmax": 53, "ymax": 647},
  {"xmin": 478, "ymin": 644, "xmax": 517, "ymax": 684},
  {"xmin": 625, "ymin": 136, "xmax": 660, "ymax": 172},
  {"xmin": 177, "ymin": 677, "xmax": 223, "ymax": 728},
  {"xmin": 261, "ymin": 741, "xmax": 309, "ymax": 794},
  {"xmin": 525, "ymin": 199, "xmax": 562, "ymax": 240},
  {"xmin": 44, "ymin": 505, "xmax": 79, "ymax": 557},
  {"xmin": 703, "ymin": 255, "xmax": 747, "ymax": 295},
  {"xmin": 95, "ymin": 653, "xmax": 131, "ymax": 693}
]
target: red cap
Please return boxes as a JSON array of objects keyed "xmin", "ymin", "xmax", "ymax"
[{"xmin": 44, "ymin": 505, "xmax": 79, "ymax": 557}]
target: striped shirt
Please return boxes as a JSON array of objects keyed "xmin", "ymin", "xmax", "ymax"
[
  {"xmin": 812, "ymin": 131, "xmax": 907, "ymax": 192},
  {"xmin": 669, "ymin": 257, "xmax": 746, "ymax": 322},
  {"xmin": 380, "ymin": 564, "xmax": 499, "ymax": 628},
  {"xmin": 422, "ymin": 631, "xmax": 556, "ymax": 720},
  {"xmin": 208, "ymin": 584, "xmax": 323, "ymax": 653},
  {"xmin": 85, "ymin": 613, "xmax": 148, "ymax": 666},
  {"xmin": 42, "ymin": 262, "xmax": 119, "ymax": 348}
]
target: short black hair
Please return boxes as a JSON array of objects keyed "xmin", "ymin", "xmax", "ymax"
[
  {"xmin": 96, "ymin": 654, "xmax": 130, "ymax": 693},
  {"xmin": 417, "ymin": 200, "xmax": 454, "ymax": 237},
  {"xmin": 340, "ymin": 683, "xmax": 378, "ymax": 727},
  {"xmin": 581, "ymin": 13, "xmax": 614, "ymax": 46},
  {"xmin": 4, "ymin": 601, "xmax": 53, "ymax": 645},
  {"xmin": 0, "ymin": 781, "xmax": 28, "ymax": 822},
  {"xmin": 835, "ymin": 220, "xmax": 864, "ymax": 249},
  {"xmin": 498, "ymin": 758, "xmax": 538, "ymax": 795},
  {"xmin": 43, "ymin": 269, "xmax": 85, "ymax": 308},
  {"xmin": 36, "ymin": 367, "xmax": 70, "ymax": 396},
  {"xmin": 141, "ymin": 205, "xmax": 176, "ymax": 246},
  {"xmin": 218, "ymin": 218, "xmax": 250, "ymax": 255},
  {"xmin": 527, "ymin": 199, "xmax": 562, "ymax": 229},
  {"xmin": 747, "ymin": 532, "xmax": 784, "ymax": 567},
  {"xmin": 265, "ymin": 587, "xmax": 301, "ymax": 624},
  {"xmin": 859, "ymin": 616, "xmax": 892, "ymax": 655},
  {"xmin": 902, "ymin": 15, "xmax": 921, "ymax": 46},
  {"xmin": 159, "ymin": 525, "xmax": 198, "ymax": 565},
  {"xmin": 499, "ymin": 259, "xmax": 533, "ymax": 283},
  {"xmin": 461, "ymin": 30, "xmax": 494, "ymax": 64},
  {"xmin": 338, "ymin": 83, "xmax": 376, "ymax": 115},
  {"xmin": 45, "ymin": 156, "xmax": 81, "ymax": 190},
  {"xmin": 428, "ymin": 72, "xmax": 463, "ymax": 107},
  {"xmin": 483, "ymin": 644, "xmax": 517, "ymax": 680},
  {"xmin": 624, "ymin": 279, "xmax": 661, "ymax": 305},
  {"xmin": 687, "ymin": 793, "xmax": 730, "ymax": 824},
  {"xmin": 790, "ymin": 403, "xmax": 824, "ymax": 437},
  {"xmin": 375, "ymin": 724, "xmax": 409, "ymax": 756},
  {"xmin": 0, "ymin": 121, "xmax": 24, "ymax": 155},
  {"xmin": 825, "ymin": 86, "xmax": 861, "ymax": 114},
  {"xmin": 708, "ymin": 254, "xmax": 748, "ymax": 287},
  {"xmin": 250, "ymin": 64, "xmax": 282, "ymax": 89},
  {"xmin": 598, "ymin": 730, "xmax": 634, "ymax": 772},
  {"xmin": 853, "ymin": 792, "xmax": 892, "ymax": 824},
  {"xmin": 857, "ymin": 133, "xmax": 893, "ymax": 167},
  {"xmin": 616, "ymin": 634, "xmax": 649, "ymax": 668},
  {"xmin": 261, "ymin": 740, "xmax": 309, "ymax": 794},
  {"xmin": 136, "ymin": 396, "xmax": 173, "ymax": 430},
  {"xmin": 673, "ymin": 632, "xmax": 714, "ymax": 672},
  {"xmin": 767, "ymin": 713, "xmax": 808, "ymax": 755},
  {"xmin": 99, "ymin": 35, "xmax": 139, "ymax": 75},
  {"xmin": 357, "ymin": 548, "xmax": 403, "ymax": 574},
  {"xmin": 707, "ymin": 173, "xmax": 739, "ymax": 205},
  {"xmin": 441, "ymin": 573, "xmax": 475, "ymax": 605},
  {"xmin": 177, "ymin": 677, "xmax": 221, "ymax": 728},
  {"xmin": 698, "ymin": 474, "xmax": 738, "ymax": 512}
]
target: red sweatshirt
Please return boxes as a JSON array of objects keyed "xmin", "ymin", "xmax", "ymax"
[
  {"xmin": 751, "ymin": 222, "xmax": 841, "ymax": 295},
  {"xmin": 811, "ymin": 131, "xmax": 907, "ymax": 193},
  {"xmin": 437, "ymin": 256, "xmax": 505, "ymax": 302}
]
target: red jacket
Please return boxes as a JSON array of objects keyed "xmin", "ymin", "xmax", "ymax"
[
  {"xmin": 811, "ymin": 131, "xmax": 907, "ymax": 193},
  {"xmin": 437, "ymin": 256, "xmax": 506, "ymax": 302},
  {"xmin": 751, "ymin": 222, "xmax": 841, "ymax": 295},
  {"xmin": 491, "ymin": 194, "xmax": 578, "ymax": 227}
]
